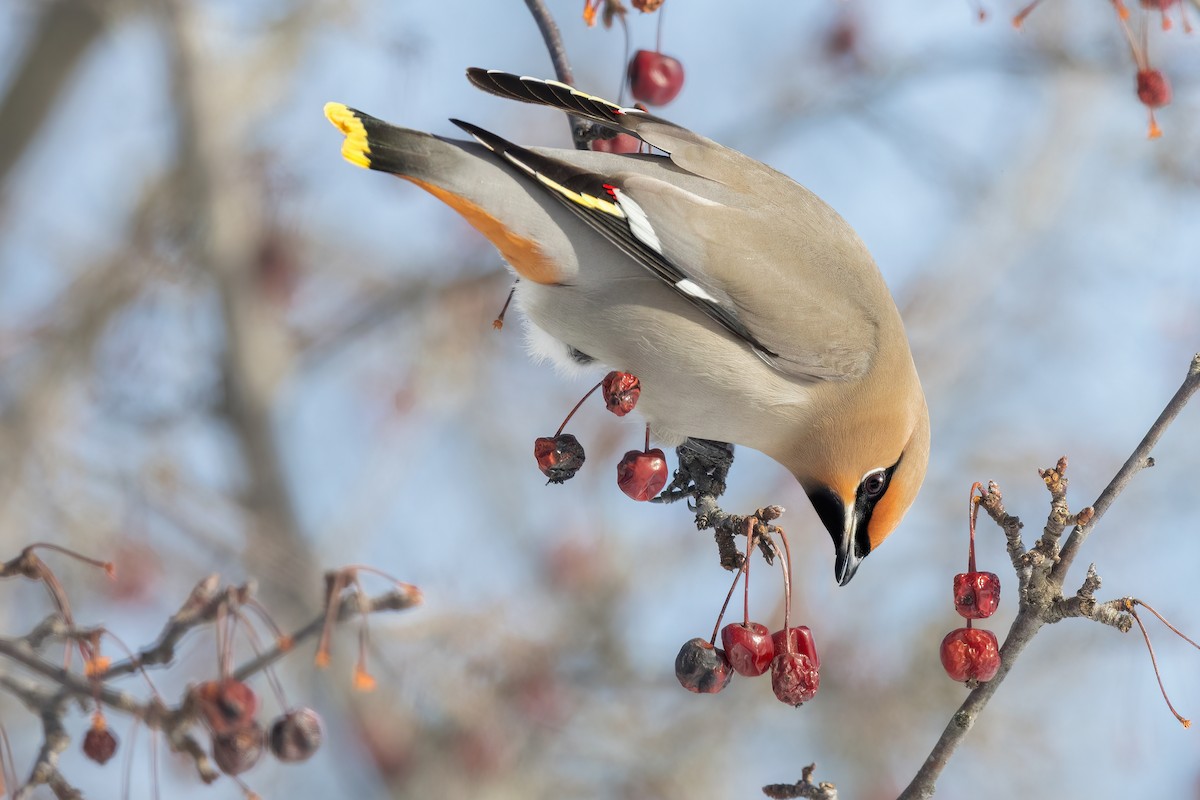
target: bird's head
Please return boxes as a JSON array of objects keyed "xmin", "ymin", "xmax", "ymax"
[{"xmin": 791, "ymin": 391, "xmax": 930, "ymax": 586}]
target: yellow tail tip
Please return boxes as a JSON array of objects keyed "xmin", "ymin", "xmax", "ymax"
[{"xmin": 323, "ymin": 102, "xmax": 372, "ymax": 169}]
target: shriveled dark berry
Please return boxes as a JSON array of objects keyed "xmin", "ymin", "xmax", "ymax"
[
  {"xmin": 771, "ymin": 652, "xmax": 820, "ymax": 706},
  {"xmin": 601, "ymin": 371, "xmax": 641, "ymax": 416},
  {"xmin": 269, "ymin": 707, "xmax": 324, "ymax": 763},
  {"xmin": 953, "ymin": 571, "xmax": 1001, "ymax": 619},
  {"xmin": 533, "ymin": 434, "xmax": 586, "ymax": 483},
  {"xmin": 674, "ymin": 637, "xmax": 733, "ymax": 694},
  {"xmin": 212, "ymin": 722, "xmax": 266, "ymax": 776},
  {"xmin": 194, "ymin": 678, "xmax": 259, "ymax": 736},
  {"xmin": 940, "ymin": 627, "xmax": 1001, "ymax": 683},
  {"xmin": 83, "ymin": 722, "xmax": 118, "ymax": 765},
  {"xmin": 772, "ymin": 625, "xmax": 820, "ymax": 671}
]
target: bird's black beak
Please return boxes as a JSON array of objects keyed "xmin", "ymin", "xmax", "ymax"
[
  {"xmin": 834, "ymin": 520, "xmax": 862, "ymax": 586},
  {"xmin": 808, "ymin": 488, "xmax": 861, "ymax": 586}
]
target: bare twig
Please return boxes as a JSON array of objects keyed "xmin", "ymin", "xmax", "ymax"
[
  {"xmin": 655, "ymin": 439, "xmax": 781, "ymax": 570},
  {"xmin": 522, "ymin": 0, "xmax": 600, "ymax": 148},
  {"xmin": 1054, "ymin": 353, "xmax": 1200, "ymax": 581},
  {"xmin": 0, "ymin": 574, "xmax": 420, "ymax": 791},
  {"xmin": 762, "ymin": 763, "xmax": 838, "ymax": 800},
  {"xmin": 899, "ymin": 354, "xmax": 1200, "ymax": 799}
]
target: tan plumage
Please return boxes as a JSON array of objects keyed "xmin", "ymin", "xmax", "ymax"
[{"xmin": 324, "ymin": 69, "xmax": 930, "ymax": 585}]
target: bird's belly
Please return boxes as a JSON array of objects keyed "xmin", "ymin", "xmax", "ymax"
[{"xmin": 515, "ymin": 278, "xmax": 812, "ymax": 451}]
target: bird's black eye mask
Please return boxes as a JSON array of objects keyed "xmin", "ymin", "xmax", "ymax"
[{"xmin": 853, "ymin": 456, "xmax": 902, "ymax": 557}]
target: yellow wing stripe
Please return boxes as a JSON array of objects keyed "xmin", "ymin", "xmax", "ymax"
[
  {"xmin": 534, "ymin": 174, "xmax": 624, "ymax": 218},
  {"xmin": 323, "ymin": 102, "xmax": 372, "ymax": 169}
]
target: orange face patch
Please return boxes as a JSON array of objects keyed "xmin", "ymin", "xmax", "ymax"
[{"xmin": 406, "ymin": 178, "xmax": 561, "ymax": 285}]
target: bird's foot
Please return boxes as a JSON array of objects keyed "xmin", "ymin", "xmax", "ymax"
[{"xmin": 652, "ymin": 438, "xmax": 735, "ymax": 504}]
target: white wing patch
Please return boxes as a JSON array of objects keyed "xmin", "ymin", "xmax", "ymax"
[
  {"xmin": 674, "ymin": 278, "xmax": 719, "ymax": 303},
  {"xmin": 610, "ymin": 188, "xmax": 662, "ymax": 253}
]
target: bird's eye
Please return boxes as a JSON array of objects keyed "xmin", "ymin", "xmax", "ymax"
[{"xmin": 862, "ymin": 470, "xmax": 888, "ymax": 499}]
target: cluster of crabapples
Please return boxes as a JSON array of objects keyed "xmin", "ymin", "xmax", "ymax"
[
  {"xmin": 939, "ymin": 483, "xmax": 1003, "ymax": 683},
  {"xmin": 534, "ymin": 370, "xmax": 671, "ymax": 502},
  {"xmin": 80, "ymin": 668, "xmax": 323, "ymax": 779},
  {"xmin": 584, "ymin": 0, "xmax": 686, "ymax": 154},
  {"xmin": 1010, "ymin": 0, "xmax": 1188, "ymax": 138},
  {"xmin": 675, "ymin": 526, "xmax": 822, "ymax": 706}
]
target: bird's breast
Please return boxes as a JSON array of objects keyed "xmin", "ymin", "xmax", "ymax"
[{"xmin": 515, "ymin": 277, "xmax": 815, "ymax": 450}]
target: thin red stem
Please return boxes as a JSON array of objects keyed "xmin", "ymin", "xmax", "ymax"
[
  {"xmin": 1129, "ymin": 604, "xmax": 1191, "ymax": 727},
  {"xmin": 709, "ymin": 558, "xmax": 747, "ymax": 645},
  {"xmin": 742, "ymin": 518, "xmax": 755, "ymax": 627},
  {"xmin": 25, "ymin": 543, "xmax": 115, "ymax": 578},
  {"xmin": 1133, "ymin": 599, "xmax": 1200, "ymax": 651},
  {"xmin": 121, "ymin": 716, "xmax": 141, "ymax": 800},
  {"xmin": 98, "ymin": 629, "xmax": 163, "ymax": 701},
  {"xmin": 316, "ymin": 570, "xmax": 349, "ymax": 668},
  {"xmin": 493, "ymin": 282, "xmax": 517, "ymax": 330},
  {"xmin": 555, "ymin": 378, "xmax": 605, "ymax": 436},
  {"xmin": 235, "ymin": 611, "xmax": 289, "ymax": 710},
  {"xmin": 968, "ymin": 481, "xmax": 983, "ymax": 574},
  {"xmin": 775, "ymin": 529, "xmax": 794, "ymax": 649},
  {"xmin": 617, "ymin": 10, "xmax": 630, "ymax": 106},
  {"xmin": 655, "ymin": 0, "xmax": 665, "ymax": 53},
  {"xmin": 1, "ymin": 722, "xmax": 15, "ymax": 795}
]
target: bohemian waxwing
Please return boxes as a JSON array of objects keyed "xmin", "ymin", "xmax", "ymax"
[{"xmin": 324, "ymin": 68, "xmax": 930, "ymax": 585}]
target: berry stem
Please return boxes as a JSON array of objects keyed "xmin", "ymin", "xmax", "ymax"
[
  {"xmin": 709, "ymin": 557, "xmax": 747, "ymax": 645},
  {"xmin": 352, "ymin": 573, "xmax": 377, "ymax": 692},
  {"xmin": 774, "ymin": 528, "xmax": 794, "ymax": 651},
  {"xmin": 316, "ymin": 569, "xmax": 350, "ymax": 669},
  {"xmin": 1132, "ymin": 599, "xmax": 1200, "ymax": 651},
  {"xmin": 25, "ymin": 543, "xmax": 116, "ymax": 578},
  {"xmin": 493, "ymin": 282, "xmax": 517, "ymax": 330},
  {"xmin": 617, "ymin": 10, "xmax": 630, "ymax": 106},
  {"xmin": 742, "ymin": 518, "xmax": 755, "ymax": 628},
  {"xmin": 234, "ymin": 611, "xmax": 290, "ymax": 710},
  {"xmin": 968, "ymin": 481, "xmax": 983, "ymax": 574},
  {"xmin": 1, "ymin": 724, "xmax": 15, "ymax": 795},
  {"xmin": 120, "ymin": 715, "xmax": 142, "ymax": 800},
  {"xmin": 1128, "ymin": 602, "xmax": 1191, "ymax": 727},
  {"xmin": 655, "ymin": 0, "xmax": 665, "ymax": 53},
  {"xmin": 555, "ymin": 378, "xmax": 605, "ymax": 436}
]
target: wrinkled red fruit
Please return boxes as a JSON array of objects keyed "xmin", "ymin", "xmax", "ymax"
[
  {"xmin": 1137, "ymin": 69, "xmax": 1172, "ymax": 108},
  {"xmin": 83, "ymin": 724, "xmax": 118, "ymax": 765},
  {"xmin": 269, "ymin": 707, "xmax": 324, "ymax": 762},
  {"xmin": 772, "ymin": 626, "xmax": 820, "ymax": 671},
  {"xmin": 616, "ymin": 448, "xmax": 668, "ymax": 501},
  {"xmin": 721, "ymin": 622, "xmax": 775, "ymax": 677},
  {"xmin": 940, "ymin": 627, "xmax": 1001, "ymax": 682},
  {"xmin": 591, "ymin": 133, "xmax": 642, "ymax": 154},
  {"xmin": 674, "ymin": 637, "xmax": 733, "ymax": 694},
  {"xmin": 601, "ymin": 371, "xmax": 641, "ymax": 416},
  {"xmin": 534, "ymin": 434, "xmax": 586, "ymax": 484},
  {"xmin": 771, "ymin": 652, "xmax": 820, "ymax": 705},
  {"xmin": 954, "ymin": 571, "xmax": 1001, "ymax": 619},
  {"xmin": 194, "ymin": 679, "xmax": 259, "ymax": 736},
  {"xmin": 212, "ymin": 723, "xmax": 265, "ymax": 776},
  {"xmin": 628, "ymin": 50, "xmax": 685, "ymax": 106}
]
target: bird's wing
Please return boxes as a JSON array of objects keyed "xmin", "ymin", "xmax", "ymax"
[
  {"xmin": 453, "ymin": 117, "xmax": 879, "ymax": 382},
  {"xmin": 466, "ymin": 68, "xmax": 776, "ymax": 191},
  {"xmin": 458, "ymin": 69, "xmax": 883, "ymax": 381}
]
